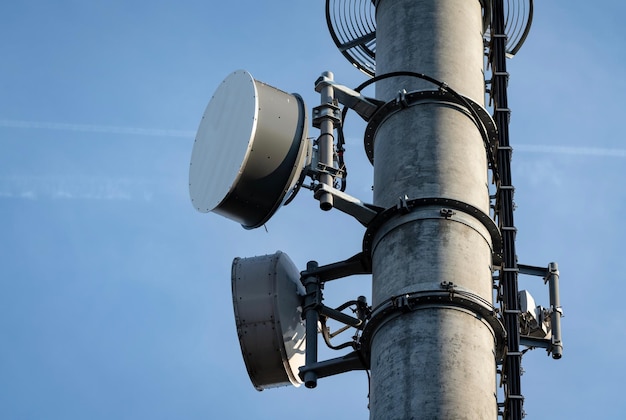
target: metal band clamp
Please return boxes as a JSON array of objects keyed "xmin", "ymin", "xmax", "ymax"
[
  {"xmin": 362, "ymin": 196, "xmax": 503, "ymax": 266},
  {"xmin": 357, "ymin": 287, "xmax": 507, "ymax": 367},
  {"xmin": 363, "ymin": 89, "xmax": 498, "ymax": 172}
]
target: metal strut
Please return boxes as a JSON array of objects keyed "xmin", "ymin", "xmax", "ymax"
[{"xmin": 298, "ymin": 259, "xmax": 371, "ymax": 388}]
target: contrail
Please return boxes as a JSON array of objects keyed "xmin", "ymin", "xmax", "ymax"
[
  {"xmin": 0, "ymin": 175, "xmax": 154, "ymax": 201},
  {"xmin": 2, "ymin": 120, "xmax": 625, "ymax": 158},
  {"xmin": 0, "ymin": 119, "xmax": 195, "ymax": 138}
]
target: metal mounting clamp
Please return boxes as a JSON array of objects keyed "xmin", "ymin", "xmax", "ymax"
[
  {"xmin": 314, "ymin": 75, "xmax": 384, "ymax": 121},
  {"xmin": 362, "ymin": 196, "xmax": 503, "ymax": 266},
  {"xmin": 363, "ymin": 89, "xmax": 498, "ymax": 166},
  {"xmin": 357, "ymin": 288, "xmax": 507, "ymax": 367}
]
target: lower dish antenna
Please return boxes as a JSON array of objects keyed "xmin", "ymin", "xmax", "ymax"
[{"xmin": 231, "ymin": 251, "xmax": 306, "ymax": 390}]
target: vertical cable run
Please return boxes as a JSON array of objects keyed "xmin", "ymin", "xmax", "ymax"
[{"xmin": 491, "ymin": 0, "xmax": 523, "ymax": 419}]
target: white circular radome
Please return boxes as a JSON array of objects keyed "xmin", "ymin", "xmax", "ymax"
[
  {"xmin": 189, "ymin": 70, "xmax": 258, "ymax": 213},
  {"xmin": 188, "ymin": 70, "xmax": 309, "ymax": 229}
]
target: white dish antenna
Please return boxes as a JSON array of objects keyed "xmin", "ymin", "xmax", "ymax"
[
  {"xmin": 189, "ymin": 70, "xmax": 309, "ymax": 229},
  {"xmin": 231, "ymin": 251, "xmax": 306, "ymax": 390}
]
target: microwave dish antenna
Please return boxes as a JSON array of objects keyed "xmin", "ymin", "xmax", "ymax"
[
  {"xmin": 325, "ymin": 0, "xmax": 376, "ymax": 77},
  {"xmin": 189, "ymin": 70, "xmax": 309, "ymax": 229},
  {"xmin": 325, "ymin": 0, "xmax": 533, "ymax": 77},
  {"xmin": 486, "ymin": 0, "xmax": 534, "ymax": 57},
  {"xmin": 231, "ymin": 251, "xmax": 306, "ymax": 390}
]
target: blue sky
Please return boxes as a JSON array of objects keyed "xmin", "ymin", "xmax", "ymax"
[{"xmin": 1, "ymin": 1, "xmax": 625, "ymax": 419}]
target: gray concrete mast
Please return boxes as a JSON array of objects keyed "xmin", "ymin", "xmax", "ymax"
[
  {"xmin": 369, "ymin": 1, "xmax": 498, "ymax": 418},
  {"xmin": 191, "ymin": 1, "xmax": 563, "ymax": 419}
]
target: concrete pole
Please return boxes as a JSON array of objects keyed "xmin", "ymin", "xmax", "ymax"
[{"xmin": 369, "ymin": 1, "xmax": 497, "ymax": 418}]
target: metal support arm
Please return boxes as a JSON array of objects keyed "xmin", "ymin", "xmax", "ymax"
[
  {"xmin": 300, "ymin": 259, "xmax": 371, "ymax": 388},
  {"xmin": 300, "ymin": 252, "xmax": 371, "ymax": 282},
  {"xmin": 298, "ymin": 351, "xmax": 367, "ymax": 382},
  {"xmin": 518, "ymin": 262, "xmax": 563, "ymax": 359},
  {"xmin": 314, "ymin": 183, "xmax": 382, "ymax": 226},
  {"xmin": 315, "ymin": 75, "xmax": 384, "ymax": 121}
]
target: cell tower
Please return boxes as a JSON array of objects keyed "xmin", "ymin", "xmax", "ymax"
[{"xmin": 188, "ymin": 1, "xmax": 563, "ymax": 419}]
